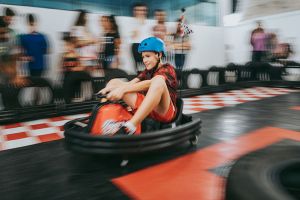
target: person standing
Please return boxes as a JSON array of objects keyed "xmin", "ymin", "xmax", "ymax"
[
  {"xmin": 0, "ymin": 15, "xmax": 17, "ymax": 58},
  {"xmin": 1, "ymin": 16, "xmax": 25, "ymax": 110},
  {"xmin": 250, "ymin": 21, "xmax": 267, "ymax": 62},
  {"xmin": 152, "ymin": 9, "xmax": 167, "ymax": 41},
  {"xmin": 130, "ymin": 3, "xmax": 152, "ymax": 72},
  {"xmin": 61, "ymin": 32, "xmax": 92, "ymax": 103},
  {"xmin": 71, "ymin": 10, "xmax": 97, "ymax": 71},
  {"xmin": 19, "ymin": 14, "xmax": 49, "ymax": 77},
  {"xmin": 171, "ymin": 19, "xmax": 191, "ymax": 70},
  {"xmin": 3, "ymin": 7, "xmax": 18, "ymax": 49},
  {"xmin": 99, "ymin": 15, "xmax": 121, "ymax": 69}
]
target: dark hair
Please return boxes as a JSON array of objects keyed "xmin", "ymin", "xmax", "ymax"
[
  {"xmin": 0, "ymin": 16, "xmax": 7, "ymax": 28},
  {"xmin": 4, "ymin": 7, "xmax": 15, "ymax": 17},
  {"xmin": 131, "ymin": 2, "xmax": 148, "ymax": 16},
  {"xmin": 27, "ymin": 13, "xmax": 36, "ymax": 25},
  {"xmin": 107, "ymin": 15, "xmax": 119, "ymax": 35},
  {"xmin": 62, "ymin": 32, "xmax": 76, "ymax": 43},
  {"xmin": 154, "ymin": 9, "xmax": 164, "ymax": 13},
  {"xmin": 132, "ymin": 2, "xmax": 147, "ymax": 9},
  {"xmin": 74, "ymin": 9, "xmax": 87, "ymax": 26}
]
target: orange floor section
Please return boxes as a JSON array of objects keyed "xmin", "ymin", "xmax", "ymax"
[
  {"xmin": 112, "ymin": 127, "xmax": 300, "ymax": 200},
  {"xmin": 290, "ymin": 106, "xmax": 300, "ymax": 111}
]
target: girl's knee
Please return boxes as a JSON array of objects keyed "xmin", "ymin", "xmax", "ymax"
[
  {"xmin": 152, "ymin": 76, "xmax": 166, "ymax": 84},
  {"xmin": 151, "ymin": 76, "xmax": 167, "ymax": 90}
]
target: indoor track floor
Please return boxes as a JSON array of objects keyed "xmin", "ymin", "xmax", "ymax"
[{"xmin": 0, "ymin": 87, "xmax": 299, "ymax": 200}]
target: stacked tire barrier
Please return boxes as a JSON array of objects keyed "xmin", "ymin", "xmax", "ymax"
[
  {"xmin": 0, "ymin": 64, "xmax": 299, "ymax": 124},
  {"xmin": 239, "ymin": 62, "xmax": 254, "ymax": 81},
  {"xmin": 183, "ymin": 69, "xmax": 206, "ymax": 89},
  {"xmin": 281, "ymin": 66, "xmax": 300, "ymax": 82},
  {"xmin": 254, "ymin": 62, "xmax": 272, "ymax": 81},
  {"xmin": 207, "ymin": 66, "xmax": 225, "ymax": 86},
  {"xmin": 0, "ymin": 69, "xmax": 130, "ymax": 124},
  {"xmin": 19, "ymin": 79, "xmax": 53, "ymax": 107},
  {"xmin": 225, "ymin": 63, "xmax": 238, "ymax": 83}
]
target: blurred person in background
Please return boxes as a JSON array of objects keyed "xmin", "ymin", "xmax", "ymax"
[
  {"xmin": 99, "ymin": 15, "xmax": 121, "ymax": 69},
  {"xmin": 170, "ymin": 18, "xmax": 191, "ymax": 70},
  {"xmin": 3, "ymin": 7, "xmax": 18, "ymax": 48},
  {"xmin": 265, "ymin": 32, "xmax": 294, "ymax": 62},
  {"xmin": 71, "ymin": 10, "xmax": 97, "ymax": 72},
  {"xmin": 152, "ymin": 9, "xmax": 175, "ymax": 65},
  {"xmin": 0, "ymin": 16, "xmax": 17, "ymax": 58},
  {"xmin": 273, "ymin": 42, "xmax": 293, "ymax": 61},
  {"xmin": 19, "ymin": 13, "xmax": 49, "ymax": 77},
  {"xmin": 0, "ymin": 15, "xmax": 27, "ymax": 87},
  {"xmin": 61, "ymin": 32, "xmax": 92, "ymax": 103},
  {"xmin": 250, "ymin": 21, "xmax": 267, "ymax": 62},
  {"xmin": 265, "ymin": 32, "xmax": 278, "ymax": 61},
  {"xmin": 0, "ymin": 54, "xmax": 29, "ymax": 109},
  {"xmin": 131, "ymin": 2, "xmax": 151, "ymax": 72},
  {"xmin": 152, "ymin": 9, "xmax": 167, "ymax": 41}
]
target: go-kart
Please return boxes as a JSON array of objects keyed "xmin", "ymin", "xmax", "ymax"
[{"xmin": 63, "ymin": 95, "xmax": 201, "ymax": 166}]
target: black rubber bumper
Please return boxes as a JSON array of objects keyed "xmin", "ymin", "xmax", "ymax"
[{"xmin": 64, "ymin": 117, "xmax": 201, "ymax": 155}]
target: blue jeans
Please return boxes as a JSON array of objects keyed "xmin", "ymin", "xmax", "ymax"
[{"xmin": 175, "ymin": 54, "xmax": 186, "ymax": 70}]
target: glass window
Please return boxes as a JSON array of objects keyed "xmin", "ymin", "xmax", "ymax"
[
  {"xmin": 1, "ymin": 0, "xmax": 219, "ymax": 26},
  {"xmin": 0, "ymin": 0, "xmax": 23, "ymax": 6},
  {"xmin": 31, "ymin": 0, "xmax": 74, "ymax": 10}
]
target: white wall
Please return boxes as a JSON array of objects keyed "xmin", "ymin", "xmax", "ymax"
[
  {"xmin": 224, "ymin": 10, "xmax": 300, "ymax": 64},
  {"xmin": 1, "ymin": 4, "xmax": 226, "ymax": 81},
  {"xmin": 185, "ymin": 25, "xmax": 225, "ymax": 69},
  {"xmin": 219, "ymin": 0, "xmax": 232, "ymax": 26}
]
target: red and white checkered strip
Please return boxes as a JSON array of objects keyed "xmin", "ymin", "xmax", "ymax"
[
  {"xmin": 0, "ymin": 114, "xmax": 89, "ymax": 151},
  {"xmin": 0, "ymin": 87, "xmax": 298, "ymax": 151},
  {"xmin": 182, "ymin": 87, "xmax": 299, "ymax": 114}
]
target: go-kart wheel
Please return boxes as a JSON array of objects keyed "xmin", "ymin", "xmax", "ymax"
[{"xmin": 190, "ymin": 135, "xmax": 198, "ymax": 146}]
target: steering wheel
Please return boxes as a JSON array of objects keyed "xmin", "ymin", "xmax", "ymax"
[{"xmin": 94, "ymin": 93, "xmax": 130, "ymax": 110}]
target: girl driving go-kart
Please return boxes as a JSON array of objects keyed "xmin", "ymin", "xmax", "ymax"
[
  {"xmin": 63, "ymin": 38, "xmax": 201, "ymax": 166},
  {"xmin": 96, "ymin": 37, "xmax": 178, "ymax": 135}
]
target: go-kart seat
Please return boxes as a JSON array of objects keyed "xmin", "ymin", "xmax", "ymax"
[
  {"xmin": 142, "ymin": 98, "xmax": 184, "ymax": 132},
  {"xmin": 161, "ymin": 98, "xmax": 183, "ymax": 128}
]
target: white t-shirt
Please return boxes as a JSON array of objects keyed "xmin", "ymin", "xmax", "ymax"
[
  {"xmin": 131, "ymin": 19, "xmax": 152, "ymax": 43},
  {"xmin": 71, "ymin": 26, "xmax": 97, "ymax": 60}
]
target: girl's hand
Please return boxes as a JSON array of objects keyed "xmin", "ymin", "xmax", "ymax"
[
  {"xmin": 106, "ymin": 87, "xmax": 125, "ymax": 101},
  {"xmin": 98, "ymin": 85, "xmax": 116, "ymax": 95}
]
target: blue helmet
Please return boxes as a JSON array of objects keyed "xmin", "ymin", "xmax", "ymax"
[{"xmin": 138, "ymin": 37, "xmax": 166, "ymax": 56}]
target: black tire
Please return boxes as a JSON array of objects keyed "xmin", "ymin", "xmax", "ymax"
[
  {"xmin": 64, "ymin": 117, "xmax": 201, "ymax": 155},
  {"xmin": 189, "ymin": 135, "xmax": 198, "ymax": 146},
  {"xmin": 182, "ymin": 69, "xmax": 208, "ymax": 89},
  {"xmin": 226, "ymin": 142, "xmax": 300, "ymax": 200},
  {"xmin": 225, "ymin": 63, "xmax": 238, "ymax": 83},
  {"xmin": 18, "ymin": 77, "xmax": 54, "ymax": 107}
]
